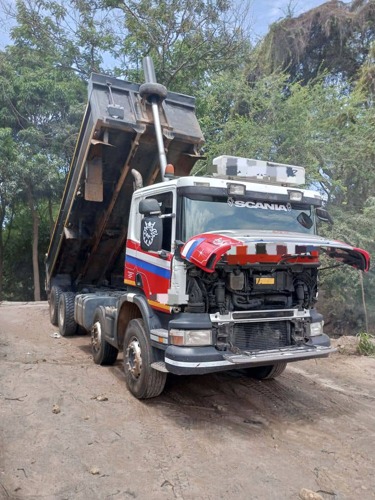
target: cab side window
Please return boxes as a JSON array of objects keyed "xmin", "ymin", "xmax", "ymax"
[{"xmin": 145, "ymin": 191, "xmax": 173, "ymax": 252}]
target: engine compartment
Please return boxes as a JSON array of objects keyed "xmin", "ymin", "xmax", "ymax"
[{"xmin": 185, "ymin": 263, "xmax": 319, "ymax": 315}]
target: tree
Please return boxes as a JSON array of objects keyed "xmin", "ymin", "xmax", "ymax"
[
  {"xmin": 198, "ymin": 70, "xmax": 375, "ymax": 208},
  {"xmin": 318, "ymin": 199, "xmax": 375, "ymax": 334},
  {"xmin": 2, "ymin": 200, "xmax": 52, "ymax": 301},
  {"xmin": 197, "ymin": 69, "xmax": 375, "ymax": 332},
  {"xmin": 2, "ymin": 0, "xmax": 114, "ymax": 77},
  {"xmin": 100, "ymin": 0, "xmax": 252, "ymax": 93},
  {"xmin": 13, "ymin": 139, "xmax": 63, "ymax": 301},
  {"xmin": 0, "ymin": 128, "xmax": 17, "ymax": 300},
  {"xmin": 250, "ymin": 0, "xmax": 375, "ymax": 85},
  {"xmin": 0, "ymin": 2, "xmax": 86, "ymax": 300}
]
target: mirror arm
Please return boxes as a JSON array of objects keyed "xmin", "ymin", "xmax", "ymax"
[{"xmin": 159, "ymin": 213, "xmax": 175, "ymax": 219}]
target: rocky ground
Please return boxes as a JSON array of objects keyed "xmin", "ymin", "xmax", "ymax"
[{"xmin": 1, "ymin": 302, "xmax": 374, "ymax": 500}]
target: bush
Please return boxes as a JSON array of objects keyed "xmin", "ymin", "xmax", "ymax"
[{"xmin": 357, "ymin": 332, "xmax": 375, "ymax": 356}]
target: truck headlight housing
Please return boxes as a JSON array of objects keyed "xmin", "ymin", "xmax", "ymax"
[
  {"xmin": 169, "ymin": 329, "xmax": 212, "ymax": 346},
  {"xmin": 228, "ymin": 183, "xmax": 246, "ymax": 196},
  {"xmin": 309, "ymin": 321, "xmax": 324, "ymax": 337},
  {"xmin": 288, "ymin": 190, "xmax": 303, "ymax": 202}
]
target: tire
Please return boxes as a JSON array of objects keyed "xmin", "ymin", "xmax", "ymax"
[
  {"xmin": 123, "ymin": 318, "xmax": 167, "ymax": 399},
  {"xmin": 49, "ymin": 285, "xmax": 63, "ymax": 326},
  {"xmin": 91, "ymin": 308, "xmax": 118, "ymax": 365},
  {"xmin": 139, "ymin": 82, "xmax": 167, "ymax": 103},
  {"xmin": 246, "ymin": 362, "xmax": 287, "ymax": 380},
  {"xmin": 58, "ymin": 292, "xmax": 77, "ymax": 337}
]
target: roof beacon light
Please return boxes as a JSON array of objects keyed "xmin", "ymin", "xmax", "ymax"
[
  {"xmin": 164, "ymin": 163, "xmax": 175, "ymax": 178},
  {"xmin": 212, "ymin": 156, "xmax": 305, "ymax": 187}
]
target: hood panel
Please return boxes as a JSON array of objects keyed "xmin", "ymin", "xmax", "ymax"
[{"xmin": 180, "ymin": 230, "xmax": 370, "ymax": 273}]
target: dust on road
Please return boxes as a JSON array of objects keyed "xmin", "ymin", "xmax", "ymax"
[{"xmin": 1, "ymin": 302, "xmax": 374, "ymax": 500}]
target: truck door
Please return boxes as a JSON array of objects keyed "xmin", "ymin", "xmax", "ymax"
[{"xmin": 125, "ymin": 190, "xmax": 175, "ymax": 313}]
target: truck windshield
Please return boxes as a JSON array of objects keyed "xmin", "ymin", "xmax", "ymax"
[{"xmin": 181, "ymin": 196, "xmax": 315, "ymax": 242}]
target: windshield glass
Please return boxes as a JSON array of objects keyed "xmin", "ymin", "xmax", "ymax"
[{"xmin": 181, "ymin": 196, "xmax": 315, "ymax": 241}]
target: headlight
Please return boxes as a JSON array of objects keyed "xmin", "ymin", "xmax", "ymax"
[
  {"xmin": 309, "ymin": 321, "xmax": 324, "ymax": 337},
  {"xmin": 169, "ymin": 329, "xmax": 212, "ymax": 346}
]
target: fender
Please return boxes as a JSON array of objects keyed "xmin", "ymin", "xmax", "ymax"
[{"xmin": 115, "ymin": 292, "xmax": 161, "ymax": 337}]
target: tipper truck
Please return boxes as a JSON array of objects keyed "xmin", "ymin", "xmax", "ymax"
[{"xmin": 46, "ymin": 57, "xmax": 370, "ymax": 399}]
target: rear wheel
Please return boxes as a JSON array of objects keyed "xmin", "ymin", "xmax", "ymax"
[
  {"xmin": 58, "ymin": 292, "xmax": 77, "ymax": 337},
  {"xmin": 246, "ymin": 362, "xmax": 287, "ymax": 380},
  {"xmin": 123, "ymin": 318, "xmax": 167, "ymax": 399},
  {"xmin": 91, "ymin": 308, "xmax": 118, "ymax": 365},
  {"xmin": 49, "ymin": 285, "xmax": 63, "ymax": 326}
]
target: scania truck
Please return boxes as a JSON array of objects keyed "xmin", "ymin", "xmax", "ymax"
[{"xmin": 46, "ymin": 58, "xmax": 370, "ymax": 398}]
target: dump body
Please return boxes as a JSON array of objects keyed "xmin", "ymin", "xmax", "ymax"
[{"xmin": 46, "ymin": 73, "xmax": 204, "ymax": 291}]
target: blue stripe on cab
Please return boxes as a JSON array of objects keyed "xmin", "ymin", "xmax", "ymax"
[{"xmin": 126, "ymin": 255, "xmax": 171, "ymax": 279}]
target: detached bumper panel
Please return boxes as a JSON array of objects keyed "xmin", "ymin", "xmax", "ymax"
[{"xmin": 165, "ymin": 345, "xmax": 336, "ymax": 375}]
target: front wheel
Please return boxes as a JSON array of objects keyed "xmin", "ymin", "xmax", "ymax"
[
  {"xmin": 245, "ymin": 362, "xmax": 287, "ymax": 380},
  {"xmin": 91, "ymin": 308, "xmax": 118, "ymax": 365},
  {"xmin": 123, "ymin": 319, "xmax": 167, "ymax": 399}
]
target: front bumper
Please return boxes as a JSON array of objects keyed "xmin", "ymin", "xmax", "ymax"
[{"xmin": 164, "ymin": 336, "xmax": 335, "ymax": 375}]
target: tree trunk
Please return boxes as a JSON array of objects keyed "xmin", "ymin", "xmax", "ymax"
[
  {"xmin": 27, "ymin": 187, "xmax": 41, "ymax": 301},
  {"xmin": 0, "ymin": 201, "xmax": 5, "ymax": 301},
  {"xmin": 359, "ymin": 271, "xmax": 369, "ymax": 333},
  {"xmin": 48, "ymin": 197, "xmax": 55, "ymax": 236},
  {"xmin": 0, "ymin": 224, "xmax": 3, "ymax": 302}
]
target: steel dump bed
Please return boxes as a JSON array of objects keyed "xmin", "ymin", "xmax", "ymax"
[{"xmin": 46, "ymin": 73, "xmax": 204, "ymax": 289}]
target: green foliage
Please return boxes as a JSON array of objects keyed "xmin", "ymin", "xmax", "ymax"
[
  {"xmin": 10, "ymin": 0, "xmax": 114, "ymax": 76},
  {"xmin": 0, "ymin": 2, "xmax": 87, "ymax": 299},
  {"xmin": 197, "ymin": 69, "xmax": 375, "ymax": 333},
  {"xmin": 102, "ymin": 0, "xmax": 251, "ymax": 93},
  {"xmin": 357, "ymin": 332, "xmax": 375, "ymax": 356},
  {"xmin": 318, "ymin": 200, "xmax": 375, "ymax": 334},
  {"xmin": 199, "ymin": 69, "xmax": 375, "ymax": 208},
  {"xmin": 3, "ymin": 202, "xmax": 51, "ymax": 300},
  {"xmin": 252, "ymin": 0, "xmax": 375, "ymax": 85}
]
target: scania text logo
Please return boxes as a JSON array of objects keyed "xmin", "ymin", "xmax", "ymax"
[{"xmin": 227, "ymin": 197, "xmax": 291, "ymax": 212}]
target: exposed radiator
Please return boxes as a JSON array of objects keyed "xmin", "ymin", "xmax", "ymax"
[{"xmin": 232, "ymin": 321, "xmax": 291, "ymax": 352}]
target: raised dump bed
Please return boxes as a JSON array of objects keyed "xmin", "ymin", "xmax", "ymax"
[{"xmin": 46, "ymin": 73, "xmax": 204, "ymax": 291}]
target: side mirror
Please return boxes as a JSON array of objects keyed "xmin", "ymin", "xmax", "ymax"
[
  {"xmin": 141, "ymin": 216, "xmax": 163, "ymax": 252},
  {"xmin": 297, "ymin": 212, "xmax": 313, "ymax": 229},
  {"xmin": 139, "ymin": 198, "xmax": 161, "ymax": 216},
  {"xmin": 316, "ymin": 207, "xmax": 334, "ymax": 225}
]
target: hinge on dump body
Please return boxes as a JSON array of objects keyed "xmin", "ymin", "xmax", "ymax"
[{"xmin": 107, "ymin": 82, "xmax": 125, "ymax": 119}]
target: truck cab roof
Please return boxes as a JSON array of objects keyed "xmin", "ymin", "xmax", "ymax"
[{"xmin": 135, "ymin": 175, "xmax": 323, "ymax": 206}]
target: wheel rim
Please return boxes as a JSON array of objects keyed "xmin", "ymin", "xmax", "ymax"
[
  {"xmin": 91, "ymin": 321, "xmax": 101, "ymax": 353},
  {"xmin": 126, "ymin": 337, "xmax": 142, "ymax": 379}
]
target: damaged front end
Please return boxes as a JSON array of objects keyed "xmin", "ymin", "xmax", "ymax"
[{"xmin": 163, "ymin": 231, "xmax": 369, "ymax": 374}]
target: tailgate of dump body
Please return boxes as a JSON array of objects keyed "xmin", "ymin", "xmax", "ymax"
[{"xmin": 46, "ymin": 73, "xmax": 204, "ymax": 290}]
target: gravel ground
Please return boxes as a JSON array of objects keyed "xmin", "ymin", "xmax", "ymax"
[{"xmin": 1, "ymin": 302, "xmax": 374, "ymax": 500}]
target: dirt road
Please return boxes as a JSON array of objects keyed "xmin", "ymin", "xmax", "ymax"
[{"xmin": 0, "ymin": 302, "xmax": 374, "ymax": 500}]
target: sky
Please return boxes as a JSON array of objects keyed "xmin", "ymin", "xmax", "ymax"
[{"xmin": 0, "ymin": 0, "xmax": 350, "ymax": 50}]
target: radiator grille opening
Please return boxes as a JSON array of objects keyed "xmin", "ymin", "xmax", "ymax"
[{"xmin": 232, "ymin": 321, "xmax": 291, "ymax": 352}]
